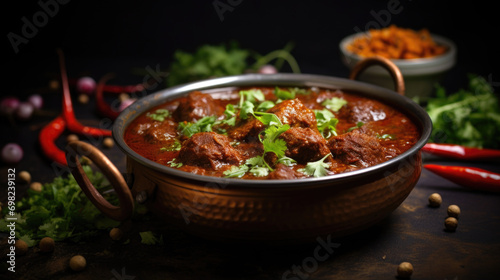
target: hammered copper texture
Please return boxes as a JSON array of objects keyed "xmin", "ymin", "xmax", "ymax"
[{"xmin": 126, "ymin": 153, "xmax": 422, "ymax": 241}]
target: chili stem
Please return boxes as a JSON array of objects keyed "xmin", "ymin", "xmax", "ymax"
[
  {"xmin": 96, "ymin": 73, "xmax": 121, "ymax": 120},
  {"xmin": 56, "ymin": 49, "xmax": 112, "ymax": 137}
]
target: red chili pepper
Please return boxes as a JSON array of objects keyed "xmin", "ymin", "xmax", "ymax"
[
  {"xmin": 96, "ymin": 73, "xmax": 145, "ymax": 120},
  {"xmin": 39, "ymin": 115, "xmax": 67, "ymax": 166},
  {"xmin": 100, "ymin": 83, "xmax": 145, "ymax": 94},
  {"xmin": 424, "ymin": 164, "xmax": 500, "ymax": 192},
  {"xmin": 57, "ymin": 49, "xmax": 112, "ymax": 138},
  {"xmin": 422, "ymin": 143, "xmax": 500, "ymax": 161},
  {"xmin": 96, "ymin": 73, "xmax": 121, "ymax": 120},
  {"xmin": 69, "ymin": 77, "xmax": 144, "ymax": 94}
]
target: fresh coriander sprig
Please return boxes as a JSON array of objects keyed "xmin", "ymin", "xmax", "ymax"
[
  {"xmin": 314, "ymin": 109, "xmax": 339, "ymax": 138},
  {"xmin": 178, "ymin": 115, "xmax": 217, "ymax": 137},
  {"xmin": 146, "ymin": 109, "xmax": 170, "ymax": 122},
  {"xmin": 298, "ymin": 153, "xmax": 332, "ymax": 177},
  {"xmin": 321, "ymin": 97, "xmax": 347, "ymax": 112}
]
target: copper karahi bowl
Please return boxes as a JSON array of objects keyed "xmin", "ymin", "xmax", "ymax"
[{"xmin": 67, "ymin": 57, "xmax": 432, "ymax": 243}]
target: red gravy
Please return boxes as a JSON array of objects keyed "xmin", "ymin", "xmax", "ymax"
[{"xmin": 124, "ymin": 87, "xmax": 420, "ymax": 179}]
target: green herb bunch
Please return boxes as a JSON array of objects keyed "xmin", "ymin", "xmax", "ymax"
[
  {"xmin": 167, "ymin": 42, "xmax": 300, "ymax": 86},
  {"xmin": 427, "ymin": 74, "xmax": 500, "ymax": 149},
  {"xmin": 0, "ymin": 165, "xmax": 120, "ymax": 247}
]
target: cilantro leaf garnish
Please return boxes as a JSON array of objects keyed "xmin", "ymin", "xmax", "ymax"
[
  {"xmin": 168, "ymin": 158, "xmax": 183, "ymax": 168},
  {"xmin": 223, "ymin": 164, "xmax": 250, "ymax": 178},
  {"xmin": 260, "ymin": 124, "xmax": 290, "ymax": 159},
  {"xmin": 160, "ymin": 141, "xmax": 181, "ymax": 151},
  {"xmin": 299, "ymin": 153, "xmax": 332, "ymax": 178},
  {"xmin": 256, "ymin": 100, "xmax": 275, "ymax": 112},
  {"xmin": 140, "ymin": 231, "xmax": 164, "ymax": 245},
  {"xmin": 239, "ymin": 89, "xmax": 265, "ymax": 107},
  {"xmin": 274, "ymin": 87, "xmax": 295, "ymax": 100},
  {"xmin": 224, "ymin": 108, "xmax": 290, "ymax": 177},
  {"xmin": 321, "ymin": 97, "xmax": 347, "ymax": 112},
  {"xmin": 347, "ymin": 122, "xmax": 364, "ymax": 132},
  {"xmin": 221, "ymin": 104, "xmax": 237, "ymax": 126},
  {"xmin": 178, "ymin": 115, "xmax": 217, "ymax": 137},
  {"xmin": 146, "ymin": 109, "xmax": 170, "ymax": 122},
  {"xmin": 314, "ymin": 109, "xmax": 339, "ymax": 138}
]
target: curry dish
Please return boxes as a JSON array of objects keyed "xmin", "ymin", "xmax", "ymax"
[{"xmin": 124, "ymin": 87, "xmax": 420, "ymax": 179}]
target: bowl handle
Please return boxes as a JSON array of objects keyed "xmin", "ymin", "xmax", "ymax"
[
  {"xmin": 65, "ymin": 140, "xmax": 134, "ymax": 221},
  {"xmin": 349, "ymin": 56, "xmax": 405, "ymax": 95}
]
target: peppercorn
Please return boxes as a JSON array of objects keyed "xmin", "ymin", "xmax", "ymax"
[
  {"xmin": 119, "ymin": 93, "xmax": 130, "ymax": 102},
  {"xmin": 78, "ymin": 93, "xmax": 89, "ymax": 104},
  {"xmin": 445, "ymin": 217, "xmax": 458, "ymax": 232},
  {"xmin": 30, "ymin": 182, "xmax": 43, "ymax": 192},
  {"xmin": 67, "ymin": 134, "xmax": 79, "ymax": 143},
  {"xmin": 15, "ymin": 239, "xmax": 29, "ymax": 256},
  {"xmin": 428, "ymin": 193, "xmax": 442, "ymax": 207},
  {"xmin": 49, "ymin": 80, "xmax": 60, "ymax": 90},
  {"xmin": 397, "ymin": 262, "xmax": 413, "ymax": 278},
  {"xmin": 103, "ymin": 137, "xmax": 114, "ymax": 149},
  {"xmin": 69, "ymin": 255, "xmax": 87, "ymax": 271},
  {"xmin": 109, "ymin": 228, "xmax": 123, "ymax": 241},
  {"xmin": 447, "ymin": 205, "xmax": 460, "ymax": 218},
  {"xmin": 18, "ymin": 170, "xmax": 31, "ymax": 184},
  {"xmin": 39, "ymin": 237, "xmax": 55, "ymax": 253}
]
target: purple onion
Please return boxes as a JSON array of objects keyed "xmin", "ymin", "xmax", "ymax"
[
  {"xmin": 1, "ymin": 143, "xmax": 23, "ymax": 164},
  {"xmin": 28, "ymin": 94, "xmax": 43, "ymax": 109},
  {"xmin": 77, "ymin": 76, "xmax": 97, "ymax": 95},
  {"xmin": 257, "ymin": 65, "xmax": 278, "ymax": 74},
  {"xmin": 0, "ymin": 97, "xmax": 20, "ymax": 115},
  {"xmin": 15, "ymin": 102, "xmax": 34, "ymax": 120}
]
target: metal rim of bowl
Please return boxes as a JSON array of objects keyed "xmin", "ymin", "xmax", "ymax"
[{"xmin": 113, "ymin": 73, "xmax": 432, "ymax": 188}]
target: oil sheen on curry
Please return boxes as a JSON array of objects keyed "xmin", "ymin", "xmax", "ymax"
[{"xmin": 124, "ymin": 87, "xmax": 420, "ymax": 179}]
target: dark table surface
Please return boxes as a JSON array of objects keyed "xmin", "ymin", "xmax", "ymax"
[{"xmin": 2, "ymin": 1, "xmax": 500, "ymax": 279}]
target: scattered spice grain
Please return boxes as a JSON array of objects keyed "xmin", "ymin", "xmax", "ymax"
[
  {"xmin": 428, "ymin": 193, "xmax": 442, "ymax": 207},
  {"xmin": 447, "ymin": 205, "xmax": 460, "ymax": 218}
]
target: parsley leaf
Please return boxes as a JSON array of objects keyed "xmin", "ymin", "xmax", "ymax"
[
  {"xmin": 239, "ymin": 89, "xmax": 265, "ymax": 106},
  {"xmin": 256, "ymin": 100, "xmax": 275, "ymax": 112},
  {"xmin": 0, "ymin": 165, "xmax": 120, "ymax": 245},
  {"xmin": 140, "ymin": 231, "xmax": 164, "ymax": 245},
  {"xmin": 160, "ymin": 141, "xmax": 181, "ymax": 151},
  {"xmin": 426, "ymin": 74, "xmax": 500, "ymax": 148},
  {"xmin": 223, "ymin": 164, "xmax": 250, "ymax": 178},
  {"xmin": 299, "ymin": 153, "xmax": 332, "ymax": 178},
  {"xmin": 261, "ymin": 124, "xmax": 290, "ymax": 159},
  {"xmin": 168, "ymin": 158, "xmax": 183, "ymax": 168},
  {"xmin": 178, "ymin": 116, "xmax": 217, "ymax": 137},
  {"xmin": 146, "ymin": 109, "xmax": 170, "ymax": 122},
  {"xmin": 347, "ymin": 122, "xmax": 364, "ymax": 132},
  {"xmin": 167, "ymin": 43, "xmax": 250, "ymax": 87},
  {"xmin": 274, "ymin": 87, "xmax": 295, "ymax": 100},
  {"xmin": 321, "ymin": 97, "xmax": 347, "ymax": 112},
  {"xmin": 315, "ymin": 109, "xmax": 339, "ymax": 138},
  {"xmin": 221, "ymin": 104, "xmax": 237, "ymax": 126}
]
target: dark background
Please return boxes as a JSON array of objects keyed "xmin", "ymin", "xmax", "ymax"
[{"xmin": 3, "ymin": 0, "xmax": 500, "ymax": 100}]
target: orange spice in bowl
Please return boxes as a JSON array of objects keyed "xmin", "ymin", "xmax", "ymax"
[{"xmin": 346, "ymin": 25, "xmax": 448, "ymax": 59}]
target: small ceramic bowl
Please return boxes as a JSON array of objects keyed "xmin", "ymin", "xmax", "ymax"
[{"xmin": 339, "ymin": 32, "xmax": 457, "ymax": 101}]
